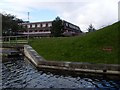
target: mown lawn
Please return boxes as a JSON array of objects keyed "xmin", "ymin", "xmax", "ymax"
[{"xmin": 29, "ymin": 21, "xmax": 119, "ymax": 64}]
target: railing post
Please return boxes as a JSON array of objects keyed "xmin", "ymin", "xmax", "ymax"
[
  {"xmin": 2, "ymin": 35, "xmax": 28, "ymax": 44},
  {"xmin": 9, "ymin": 36, "xmax": 10, "ymax": 43},
  {"xmin": 16, "ymin": 36, "xmax": 17, "ymax": 44}
]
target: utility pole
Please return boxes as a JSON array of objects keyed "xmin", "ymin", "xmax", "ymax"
[{"xmin": 27, "ymin": 12, "xmax": 30, "ymax": 41}]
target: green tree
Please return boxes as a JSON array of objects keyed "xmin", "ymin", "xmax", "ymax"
[
  {"xmin": 51, "ymin": 16, "xmax": 64, "ymax": 37},
  {"xmin": 87, "ymin": 24, "xmax": 96, "ymax": 32},
  {"xmin": 1, "ymin": 13, "xmax": 24, "ymax": 36}
]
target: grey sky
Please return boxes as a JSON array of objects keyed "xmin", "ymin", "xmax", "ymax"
[{"xmin": 0, "ymin": 0, "xmax": 119, "ymax": 32}]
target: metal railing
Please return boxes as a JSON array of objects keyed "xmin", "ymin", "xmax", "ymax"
[{"xmin": 0, "ymin": 36, "xmax": 28, "ymax": 44}]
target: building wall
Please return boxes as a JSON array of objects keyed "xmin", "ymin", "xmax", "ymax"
[
  {"xmin": 22, "ymin": 21, "xmax": 52, "ymax": 32},
  {"xmin": 62, "ymin": 20, "xmax": 82, "ymax": 36},
  {"xmin": 18, "ymin": 20, "xmax": 82, "ymax": 36}
]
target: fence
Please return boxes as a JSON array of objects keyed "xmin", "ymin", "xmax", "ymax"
[{"xmin": 0, "ymin": 36, "xmax": 28, "ymax": 44}]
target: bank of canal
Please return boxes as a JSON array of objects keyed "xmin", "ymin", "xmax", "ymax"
[
  {"xmin": 24, "ymin": 45, "xmax": 120, "ymax": 75},
  {"xmin": 1, "ymin": 57, "xmax": 120, "ymax": 89}
]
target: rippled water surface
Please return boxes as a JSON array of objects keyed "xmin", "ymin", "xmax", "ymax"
[{"xmin": 1, "ymin": 59, "xmax": 120, "ymax": 89}]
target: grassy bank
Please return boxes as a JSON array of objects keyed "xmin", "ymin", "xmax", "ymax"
[{"xmin": 29, "ymin": 21, "xmax": 119, "ymax": 64}]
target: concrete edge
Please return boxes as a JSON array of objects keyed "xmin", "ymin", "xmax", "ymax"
[{"xmin": 24, "ymin": 45, "xmax": 120, "ymax": 75}]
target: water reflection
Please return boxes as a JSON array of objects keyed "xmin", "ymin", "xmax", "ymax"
[{"xmin": 1, "ymin": 58, "xmax": 120, "ymax": 89}]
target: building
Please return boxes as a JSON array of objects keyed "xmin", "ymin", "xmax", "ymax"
[
  {"xmin": 18, "ymin": 20, "xmax": 82, "ymax": 37},
  {"xmin": 62, "ymin": 20, "xmax": 82, "ymax": 36}
]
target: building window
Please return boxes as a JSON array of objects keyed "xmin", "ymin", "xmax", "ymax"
[
  {"xmin": 32, "ymin": 24, "xmax": 35, "ymax": 28},
  {"xmin": 66, "ymin": 23, "xmax": 68, "ymax": 27},
  {"xmin": 27, "ymin": 25, "xmax": 30, "ymax": 28},
  {"xmin": 48, "ymin": 23, "xmax": 52, "ymax": 27},
  {"xmin": 37, "ymin": 24, "xmax": 41, "ymax": 27},
  {"xmin": 23, "ymin": 25, "xmax": 26, "ymax": 28},
  {"xmin": 42, "ymin": 23, "xmax": 46, "ymax": 27},
  {"xmin": 69, "ymin": 24, "xmax": 77, "ymax": 30},
  {"xmin": 29, "ymin": 30, "xmax": 32, "ymax": 32}
]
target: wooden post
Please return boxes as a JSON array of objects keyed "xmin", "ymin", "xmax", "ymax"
[{"xmin": 9, "ymin": 36, "xmax": 10, "ymax": 43}]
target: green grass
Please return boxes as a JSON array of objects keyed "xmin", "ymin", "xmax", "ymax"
[{"xmin": 29, "ymin": 21, "xmax": 119, "ymax": 64}]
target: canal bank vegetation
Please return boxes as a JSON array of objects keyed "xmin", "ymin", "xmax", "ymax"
[{"xmin": 29, "ymin": 21, "xmax": 119, "ymax": 64}]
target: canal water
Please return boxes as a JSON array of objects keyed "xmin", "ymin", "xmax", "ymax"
[{"xmin": 1, "ymin": 58, "xmax": 120, "ymax": 89}]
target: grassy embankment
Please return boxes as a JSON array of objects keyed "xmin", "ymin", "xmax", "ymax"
[{"xmin": 29, "ymin": 21, "xmax": 119, "ymax": 64}]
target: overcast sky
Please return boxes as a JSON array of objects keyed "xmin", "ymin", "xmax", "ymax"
[{"xmin": 0, "ymin": 0, "xmax": 119, "ymax": 32}]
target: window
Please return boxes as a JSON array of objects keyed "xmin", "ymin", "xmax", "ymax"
[
  {"xmin": 23, "ymin": 25, "xmax": 26, "ymax": 28},
  {"xmin": 66, "ymin": 23, "xmax": 68, "ymax": 27},
  {"xmin": 29, "ymin": 30, "xmax": 32, "ymax": 32},
  {"xmin": 37, "ymin": 24, "xmax": 41, "ymax": 27},
  {"xmin": 27, "ymin": 25, "xmax": 30, "ymax": 28},
  {"xmin": 48, "ymin": 23, "xmax": 52, "ymax": 27},
  {"xmin": 32, "ymin": 24, "xmax": 35, "ymax": 28},
  {"xmin": 42, "ymin": 23, "xmax": 46, "ymax": 27}
]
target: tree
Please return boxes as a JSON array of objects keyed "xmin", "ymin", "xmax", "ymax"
[
  {"xmin": 50, "ymin": 16, "xmax": 64, "ymax": 37},
  {"xmin": 1, "ymin": 13, "xmax": 24, "ymax": 36},
  {"xmin": 87, "ymin": 24, "xmax": 96, "ymax": 32}
]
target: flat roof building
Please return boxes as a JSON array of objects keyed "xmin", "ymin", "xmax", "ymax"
[{"xmin": 18, "ymin": 20, "xmax": 82, "ymax": 37}]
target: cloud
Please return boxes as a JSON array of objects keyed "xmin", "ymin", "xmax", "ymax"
[
  {"xmin": 0, "ymin": 0, "xmax": 119, "ymax": 32},
  {"xmin": 56, "ymin": 0, "xmax": 119, "ymax": 31}
]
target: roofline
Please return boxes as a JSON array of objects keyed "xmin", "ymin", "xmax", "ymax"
[
  {"xmin": 63, "ymin": 20, "xmax": 80, "ymax": 27},
  {"xmin": 22, "ymin": 21, "xmax": 53, "ymax": 24},
  {"xmin": 22, "ymin": 20, "xmax": 80, "ymax": 29}
]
